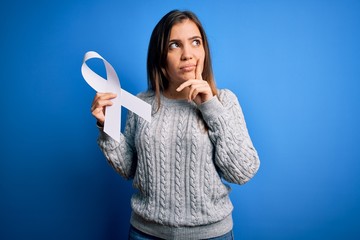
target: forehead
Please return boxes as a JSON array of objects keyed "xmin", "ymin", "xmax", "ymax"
[{"xmin": 169, "ymin": 19, "xmax": 201, "ymax": 39}]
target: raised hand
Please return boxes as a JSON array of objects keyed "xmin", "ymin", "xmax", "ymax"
[
  {"xmin": 91, "ymin": 92, "xmax": 117, "ymax": 126},
  {"xmin": 176, "ymin": 59, "xmax": 213, "ymax": 105}
]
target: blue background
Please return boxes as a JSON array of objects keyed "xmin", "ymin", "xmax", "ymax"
[{"xmin": 1, "ymin": 0, "xmax": 360, "ymax": 239}]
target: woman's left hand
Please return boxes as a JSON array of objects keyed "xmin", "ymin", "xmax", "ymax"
[{"xmin": 176, "ymin": 60, "xmax": 213, "ymax": 105}]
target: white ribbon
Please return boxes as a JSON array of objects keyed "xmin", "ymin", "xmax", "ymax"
[{"xmin": 81, "ymin": 51, "xmax": 151, "ymax": 142}]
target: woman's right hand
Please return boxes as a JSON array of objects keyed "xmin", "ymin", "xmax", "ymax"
[{"xmin": 91, "ymin": 92, "xmax": 117, "ymax": 126}]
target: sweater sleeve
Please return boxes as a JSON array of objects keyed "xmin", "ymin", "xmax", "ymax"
[
  {"xmin": 198, "ymin": 89, "xmax": 260, "ymax": 185},
  {"xmin": 97, "ymin": 110, "xmax": 137, "ymax": 180}
]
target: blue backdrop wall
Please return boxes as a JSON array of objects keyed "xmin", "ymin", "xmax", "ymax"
[{"xmin": 1, "ymin": 0, "xmax": 360, "ymax": 239}]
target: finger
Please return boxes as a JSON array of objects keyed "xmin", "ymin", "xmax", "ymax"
[
  {"xmin": 186, "ymin": 82, "xmax": 205, "ymax": 100},
  {"xmin": 195, "ymin": 59, "xmax": 203, "ymax": 80},
  {"xmin": 94, "ymin": 92, "xmax": 117, "ymax": 101},
  {"xmin": 91, "ymin": 107, "xmax": 105, "ymax": 117},
  {"xmin": 188, "ymin": 81, "xmax": 213, "ymax": 103},
  {"xmin": 189, "ymin": 84, "xmax": 209, "ymax": 100},
  {"xmin": 93, "ymin": 92, "xmax": 117, "ymax": 102},
  {"xmin": 176, "ymin": 79, "xmax": 198, "ymax": 92},
  {"xmin": 92, "ymin": 109, "xmax": 105, "ymax": 124},
  {"xmin": 91, "ymin": 99, "xmax": 114, "ymax": 113},
  {"xmin": 91, "ymin": 101, "xmax": 111, "ymax": 123},
  {"xmin": 189, "ymin": 87, "xmax": 198, "ymax": 101},
  {"xmin": 92, "ymin": 93, "xmax": 117, "ymax": 108},
  {"xmin": 90, "ymin": 92, "xmax": 117, "ymax": 125}
]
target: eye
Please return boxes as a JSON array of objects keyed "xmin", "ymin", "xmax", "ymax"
[
  {"xmin": 169, "ymin": 42, "xmax": 180, "ymax": 49},
  {"xmin": 192, "ymin": 39, "xmax": 201, "ymax": 46}
]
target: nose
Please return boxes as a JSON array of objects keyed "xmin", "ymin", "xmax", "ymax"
[{"xmin": 181, "ymin": 43, "xmax": 193, "ymax": 61}]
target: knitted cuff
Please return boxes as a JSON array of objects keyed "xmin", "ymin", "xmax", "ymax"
[
  {"xmin": 198, "ymin": 96, "xmax": 225, "ymax": 122},
  {"xmin": 96, "ymin": 121, "xmax": 104, "ymax": 129},
  {"xmin": 97, "ymin": 129, "xmax": 120, "ymax": 150}
]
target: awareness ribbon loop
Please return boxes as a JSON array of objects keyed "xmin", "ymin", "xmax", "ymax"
[{"xmin": 81, "ymin": 51, "xmax": 151, "ymax": 142}]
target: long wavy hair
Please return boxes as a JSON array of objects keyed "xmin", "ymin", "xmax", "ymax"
[{"xmin": 147, "ymin": 10, "xmax": 217, "ymax": 110}]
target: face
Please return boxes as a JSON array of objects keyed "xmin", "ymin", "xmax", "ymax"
[{"xmin": 165, "ymin": 19, "xmax": 205, "ymax": 87}]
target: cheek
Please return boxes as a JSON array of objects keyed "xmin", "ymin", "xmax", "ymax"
[
  {"xmin": 166, "ymin": 62, "xmax": 176, "ymax": 75},
  {"xmin": 197, "ymin": 48, "xmax": 205, "ymax": 62},
  {"xmin": 166, "ymin": 55, "xmax": 177, "ymax": 70}
]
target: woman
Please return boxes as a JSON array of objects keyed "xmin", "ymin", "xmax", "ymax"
[{"xmin": 91, "ymin": 10, "xmax": 260, "ymax": 240}]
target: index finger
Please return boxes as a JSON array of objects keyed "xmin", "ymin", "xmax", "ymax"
[
  {"xmin": 95, "ymin": 92, "xmax": 117, "ymax": 99},
  {"xmin": 195, "ymin": 59, "xmax": 203, "ymax": 80},
  {"xmin": 176, "ymin": 79, "xmax": 197, "ymax": 92}
]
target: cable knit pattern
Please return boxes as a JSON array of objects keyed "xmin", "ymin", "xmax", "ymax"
[
  {"xmin": 203, "ymin": 143, "xmax": 213, "ymax": 219},
  {"xmin": 174, "ymin": 107, "xmax": 186, "ymax": 225},
  {"xmin": 190, "ymin": 120, "xmax": 200, "ymax": 223},
  {"xmin": 159, "ymin": 106, "xmax": 170, "ymax": 224},
  {"xmin": 198, "ymin": 89, "xmax": 260, "ymax": 185},
  {"xmin": 97, "ymin": 89, "xmax": 260, "ymax": 239},
  {"xmin": 143, "ymin": 124, "xmax": 154, "ymax": 220}
]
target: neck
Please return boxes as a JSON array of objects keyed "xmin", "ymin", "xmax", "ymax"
[{"xmin": 163, "ymin": 83, "xmax": 189, "ymax": 99}]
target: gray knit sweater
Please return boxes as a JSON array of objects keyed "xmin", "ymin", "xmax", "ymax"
[{"xmin": 97, "ymin": 89, "xmax": 260, "ymax": 239}]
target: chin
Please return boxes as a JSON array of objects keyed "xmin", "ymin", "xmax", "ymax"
[
  {"xmin": 182, "ymin": 72, "xmax": 196, "ymax": 80},
  {"xmin": 180, "ymin": 77, "xmax": 192, "ymax": 82}
]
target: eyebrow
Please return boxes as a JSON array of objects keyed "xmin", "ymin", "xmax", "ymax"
[{"xmin": 169, "ymin": 35, "xmax": 202, "ymax": 42}]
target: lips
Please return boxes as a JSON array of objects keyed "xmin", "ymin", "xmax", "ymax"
[{"xmin": 180, "ymin": 64, "xmax": 196, "ymax": 72}]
